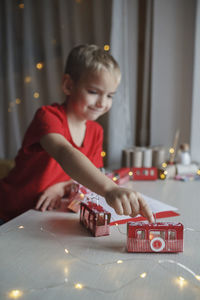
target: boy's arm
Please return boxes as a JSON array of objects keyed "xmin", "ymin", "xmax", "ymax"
[{"xmin": 40, "ymin": 133, "xmax": 154, "ymax": 223}]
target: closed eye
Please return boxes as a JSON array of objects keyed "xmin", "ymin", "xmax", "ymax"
[{"xmin": 88, "ymin": 90, "xmax": 97, "ymax": 94}]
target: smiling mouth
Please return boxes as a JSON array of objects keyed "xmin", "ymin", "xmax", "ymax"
[{"xmin": 88, "ymin": 107, "xmax": 103, "ymax": 113}]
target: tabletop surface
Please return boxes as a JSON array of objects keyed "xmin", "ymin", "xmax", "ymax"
[{"xmin": 0, "ymin": 180, "xmax": 200, "ymax": 300}]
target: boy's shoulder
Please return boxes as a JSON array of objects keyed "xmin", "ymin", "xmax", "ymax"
[
  {"xmin": 38, "ymin": 102, "xmax": 64, "ymax": 114},
  {"xmin": 35, "ymin": 102, "xmax": 66, "ymax": 120}
]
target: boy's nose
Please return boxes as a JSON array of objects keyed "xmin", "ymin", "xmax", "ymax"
[{"xmin": 96, "ymin": 96, "xmax": 106, "ymax": 107}]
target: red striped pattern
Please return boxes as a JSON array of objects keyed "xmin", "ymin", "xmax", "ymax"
[{"xmin": 127, "ymin": 238, "xmax": 183, "ymax": 253}]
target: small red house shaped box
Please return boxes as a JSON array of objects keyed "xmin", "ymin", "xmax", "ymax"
[
  {"xmin": 127, "ymin": 222, "xmax": 183, "ymax": 253},
  {"xmin": 80, "ymin": 201, "xmax": 111, "ymax": 237},
  {"xmin": 106, "ymin": 167, "xmax": 132, "ymax": 185},
  {"xmin": 132, "ymin": 167, "xmax": 158, "ymax": 181}
]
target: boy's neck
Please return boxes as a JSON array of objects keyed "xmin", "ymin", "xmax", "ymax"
[
  {"xmin": 64, "ymin": 100, "xmax": 87, "ymax": 148},
  {"xmin": 64, "ymin": 99, "xmax": 86, "ymax": 127}
]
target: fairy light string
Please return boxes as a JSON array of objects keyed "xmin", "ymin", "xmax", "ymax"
[
  {"xmin": 1, "ymin": 222, "xmax": 200, "ymax": 298},
  {"xmin": 1, "ymin": 191, "xmax": 200, "ymax": 297}
]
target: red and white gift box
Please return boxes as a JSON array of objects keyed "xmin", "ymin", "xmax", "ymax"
[
  {"xmin": 127, "ymin": 222, "xmax": 183, "ymax": 253},
  {"xmin": 80, "ymin": 201, "xmax": 111, "ymax": 237}
]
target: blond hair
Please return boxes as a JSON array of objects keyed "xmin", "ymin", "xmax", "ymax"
[{"xmin": 64, "ymin": 44, "xmax": 121, "ymax": 83}]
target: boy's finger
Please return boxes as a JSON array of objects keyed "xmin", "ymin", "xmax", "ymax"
[
  {"xmin": 64, "ymin": 182, "xmax": 79, "ymax": 196},
  {"xmin": 121, "ymin": 196, "xmax": 132, "ymax": 215},
  {"xmin": 41, "ymin": 198, "xmax": 51, "ymax": 212},
  {"xmin": 70, "ymin": 183, "xmax": 79, "ymax": 194},
  {"xmin": 129, "ymin": 192, "xmax": 140, "ymax": 215},
  {"xmin": 138, "ymin": 196, "xmax": 154, "ymax": 223},
  {"xmin": 35, "ymin": 195, "xmax": 46, "ymax": 209},
  {"xmin": 113, "ymin": 199, "xmax": 124, "ymax": 215}
]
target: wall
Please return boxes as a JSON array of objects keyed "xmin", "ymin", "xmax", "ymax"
[
  {"xmin": 191, "ymin": 0, "xmax": 200, "ymax": 162},
  {"xmin": 150, "ymin": 0, "xmax": 196, "ymax": 154}
]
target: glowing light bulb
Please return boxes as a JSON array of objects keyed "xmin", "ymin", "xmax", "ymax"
[
  {"xmin": 195, "ymin": 275, "xmax": 200, "ymax": 281},
  {"xmin": 16, "ymin": 98, "xmax": 21, "ymax": 104},
  {"xmin": 197, "ymin": 170, "xmax": 200, "ymax": 176},
  {"xmin": 101, "ymin": 151, "xmax": 106, "ymax": 157},
  {"xmin": 140, "ymin": 272, "xmax": 147, "ymax": 278},
  {"xmin": 164, "ymin": 170, "xmax": 168, "ymax": 175},
  {"xmin": 169, "ymin": 148, "xmax": 175, "ymax": 154},
  {"xmin": 104, "ymin": 45, "xmax": 110, "ymax": 51},
  {"xmin": 51, "ymin": 39, "xmax": 57, "ymax": 45},
  {"xmin": 18, "ymin": 4, "xmax": 24, "ymax": 9},
  {"xmin": 64, "ymin": 249, "xmax": 69, "ymax": 254},
  {"xmin": 33, "ymin": 92, "xmax": 40, "ymax": 99},
  {"xmin": 36, "ymin": 62, "xmax": 44, "ymax": 70},
  {"xmin": 112, "ymin": 176, "xmax": 117, "ymax": 181},
  {"xmin": 149, "ymin": 234, "xmax": 154, "ymax": 240},
  {"xmin": 129, "ymin": 171, "xmax": 133, "ymax": 176},
  {"xmin": 80, "ymin": 193, "xmax": 85, "ymax": 199},
  {"xmin": 8, "ymin": 289, "xmax": 23, "ymax": 299},
  {"xmin": 18, "ymin": 226, "xmax": 24, "ymax": 229},
  {"xmin": 162, "ymin": 162, "xmax": 167, "ymax": 168},
  {"xmin": 24, "ymin": 76, "xmax": 31, "ymax": 83},
  {"xmin": 64, "ymin": 267, "xmax": 69, "ymax": 274},
  {"xmin": 74, "ymin": 283, "xmax": 83, "ymax": 289},
  {"xmin": 117, "ymin": 260, "xmax": 123, "ymax": 264},
  {"xmin": 176, "ymin": 276, "xmax": 187, "ymax": 288},
  {"xmin": 160, "ymin": 173, "xmax": 166, "ymax": 180},
  {"xmin": 115, "ymin": 223, "xmax": 118, "ymax": 226}
]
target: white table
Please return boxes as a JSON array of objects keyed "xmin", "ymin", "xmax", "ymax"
[{"xmin": 0, "ymin": 180, "xmax": 200, "ymax": 300}]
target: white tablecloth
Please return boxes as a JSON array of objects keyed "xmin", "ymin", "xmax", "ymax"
[{"xmin": 0, "ymin": 180, "xmax": 200, "ymax": 300}]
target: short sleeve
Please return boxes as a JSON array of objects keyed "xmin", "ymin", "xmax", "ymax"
[{"xmin": 23, "ymin": 105, "xmax": 66, "ymax": 150}]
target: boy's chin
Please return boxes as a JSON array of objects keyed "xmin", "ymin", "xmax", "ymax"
[
  {"xmin": 86, "ymin": 113, "xmax": 103, "ymax": 121},
  {"xmin": 87, "ymin": 116, "xmax": 99, "ymax": 121}
]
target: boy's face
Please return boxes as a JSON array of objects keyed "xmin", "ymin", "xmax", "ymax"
[{"xmin": 64, "ymin": 69, "xmax": 120, "ymax": 121}]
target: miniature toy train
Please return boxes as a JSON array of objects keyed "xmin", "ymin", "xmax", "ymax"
[
  {"xmin": 106, "ymin": 167, "xmax": 158, "ymax": 183},
  {"xmin": 127, "ymin": 222, "xmax": 183, "ymax": 253},
  {"xmin": 80, "ymin": 201, "xmax": 111, "ymax": 237}
]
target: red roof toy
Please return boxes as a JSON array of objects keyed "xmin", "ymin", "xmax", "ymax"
[
  {"xmin": 127, "ymin": 222, "xmax": 183, "ymax": 253},
  {"xmin": 80, "ymin": 200, "xmax": 111, "ymax": 237}
]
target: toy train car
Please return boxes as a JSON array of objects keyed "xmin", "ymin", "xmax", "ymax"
[
  {"xmin": 80, "ymin": 201, "xmax": 111, "ymax": 237},
  {"xmin": 127, "ymin": 222, "xmax": 183, "ymax": 253},
  {"xmin": 106, "ymin": 167, "xmax": 132, "ymax": 184},
  {"xmin": 106, "ymin": 167, "xmax": 158, "ymax": 183},
  {"xmin": 132, "ymin": 167, "xmax": 158, "ymax": 180}
]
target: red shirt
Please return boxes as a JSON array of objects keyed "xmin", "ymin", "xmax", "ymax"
[{"xmin": 0, "ymin": 103, "xmax": 103, "ymax": 221}]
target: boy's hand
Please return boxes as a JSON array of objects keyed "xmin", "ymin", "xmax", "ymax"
[
  {"xmin": 35, "ymin": 180, "xmax": 78, "ymax": 212},
  {"xmin": 105, "ymin": 187, "xmax": 154, "ymax": 223}
]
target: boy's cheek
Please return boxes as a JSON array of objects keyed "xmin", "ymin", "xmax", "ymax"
[{"xmin": 106, "ymin": 102, "xmax": 113, "ymax": 112}]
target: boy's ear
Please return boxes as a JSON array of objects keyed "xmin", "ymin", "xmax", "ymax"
[{"xmin": 62, "ymin": 74, "xmax": 74, "ymax": 95}]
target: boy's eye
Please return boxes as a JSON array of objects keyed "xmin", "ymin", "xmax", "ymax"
[{"xmin": 88, "ymin": 90, "xmax": 97, "ymax": 94}]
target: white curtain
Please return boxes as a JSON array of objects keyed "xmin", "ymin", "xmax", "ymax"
[
  {"xmin": 0, "ymin": 0, "xmax": 199, "ymax": 167},
  {"xmin": 0, "ymin": 0, "xmax": 111, "ymax": 158},
  {"xmin": 107, "ymin": 0, "xmax": 138, "ymax": 168}
]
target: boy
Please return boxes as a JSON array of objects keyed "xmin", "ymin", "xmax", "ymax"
[{"xmin": 0, "ymin": 45, "xmax": 154, "ymax": 224}]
